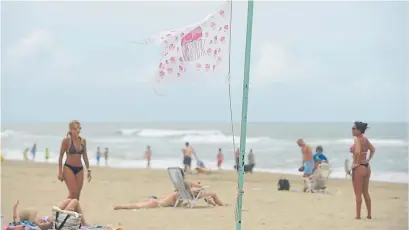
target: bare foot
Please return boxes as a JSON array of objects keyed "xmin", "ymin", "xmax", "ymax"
[
  {"xmin": 113, "ymin": 206, "xmax": 120, "ymax": 210},
  {"xmin": 355, "ymin": 217, "xmax": 361, "ymax": 220},
  {"xmin": 367, "ymin": 216, "xmax": 372, "ymax": 219}
]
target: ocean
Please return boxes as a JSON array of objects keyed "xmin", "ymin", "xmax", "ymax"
[{"xmin": 1, "ymin": 122, "xmax": 407, "ymax": 183}]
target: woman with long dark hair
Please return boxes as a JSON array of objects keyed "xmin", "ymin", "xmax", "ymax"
[
  {"xmin": 350, "ymin": 121, "xmax": 375, "ymax": 219},
  {"xmin": 58, "ymin": 120, "xmax": 91, "ymax": 200}
]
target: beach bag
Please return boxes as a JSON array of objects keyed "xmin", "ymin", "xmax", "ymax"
[
  {"xmin": 277, "ymin": 178, "xmax": 290, "ymax": 191},
  {"xmin": 52, "ymin": 207, "xmax": 82, "ymax": 230}
]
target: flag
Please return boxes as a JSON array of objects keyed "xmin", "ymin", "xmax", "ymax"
[{"xmin": 154, "ymin": 1, "xmax": 231, "ymax": 81}]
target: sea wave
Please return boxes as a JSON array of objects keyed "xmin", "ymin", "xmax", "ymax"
[
  {"xmin": 117, "ymin": 128, "xmax": 224, "ymax": 138},
  {"xmin": 2, "ymin": 128, "xmax": 408, "ymax": 147}
]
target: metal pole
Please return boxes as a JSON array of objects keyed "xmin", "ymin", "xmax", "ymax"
[{"xmin": 235, "ymin": 1, "xmax": 254, "ymax": 230}]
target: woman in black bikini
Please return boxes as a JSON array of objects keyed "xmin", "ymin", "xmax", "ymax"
[
  {"xmin": 58, "ymin": 120, "xmax": 91, "ymax": 200},
  {"xmin": 351, "ymin": 121, "xmax": 375, "ymax": 220}
]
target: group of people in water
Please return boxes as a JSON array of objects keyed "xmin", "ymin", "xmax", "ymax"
[
  {"xmin": 9, "ymin": 120, "xmax": 375, "ymax": 228},
  {"xmin": 143, "ymin": 141, "xmax": 255, "ymax": 175}
]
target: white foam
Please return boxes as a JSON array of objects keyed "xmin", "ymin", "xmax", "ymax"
[
  {"xmin": 177, "ymin": 134, "xmax": 270, "ymax": 144},
  {"xmin": 137, "ymin": 129, "xmax": 223, "ymax": 138},
  {"xmin": 1, "ymin": 130, "xmax": 18, "ymax": 137}
]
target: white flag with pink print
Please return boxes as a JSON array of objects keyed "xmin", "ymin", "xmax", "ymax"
[{"xmin": 155, "ymin": 1, "xmax": 231, "ymax": 81}]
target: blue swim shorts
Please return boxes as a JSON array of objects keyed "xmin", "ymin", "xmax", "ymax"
[{"xmin": 303, "ymin": 160, "xmax": 314, "ymax": 175}]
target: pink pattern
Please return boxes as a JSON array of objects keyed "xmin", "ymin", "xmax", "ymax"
[{"xmin": 155, "ymin": 1, "xmax": 231, "ymax": 81}]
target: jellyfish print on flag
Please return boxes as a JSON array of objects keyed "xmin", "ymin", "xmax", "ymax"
[
  {"xmin": 181, "ymin": 26, "xmax": 206, "ymax": 62},
  {"xmin": 154, "ymin": 1, "xmax": 231, "ymax": 82}
]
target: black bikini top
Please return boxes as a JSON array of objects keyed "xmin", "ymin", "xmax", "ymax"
[{"xmin": 67, "ymin": 137, "xmax": 85, "ymax": 155}]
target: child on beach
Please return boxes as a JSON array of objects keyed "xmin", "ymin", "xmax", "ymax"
[
  {"xmin": 217, "ymin": 148, "xmax": 223, "ymax": 169},
  {"xmin": 23, "ymin": 148, "xmax": 29, "ymax": 161},
  {"xmin": 45, "ymin": 148, "xmax": 50, "ymax": 161}
]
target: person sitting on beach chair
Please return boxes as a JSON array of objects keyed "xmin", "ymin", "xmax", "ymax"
[
  {"xmin": 181, "ymin": 169, "xmax": 226, "ymax": 206},
  {"xmin": 9, "ymin": 199, "xmax": 89, "ymax": 230}
]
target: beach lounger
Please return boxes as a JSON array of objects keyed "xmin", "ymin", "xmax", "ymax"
[
  {"xmin": 307, "ymin": 163, "xmax": 331, "ymax": 193},
  {"xmin": 52, "ymin": 206, "xmax": 82, "ymax": 230},
  {"xmin": 167, "ymin": 167, "xmax": 210, "ymax": 208}
]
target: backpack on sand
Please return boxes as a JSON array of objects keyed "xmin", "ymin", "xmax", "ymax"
[{"xmin": 277, "ymin": 178, "xmax": 290, "ymax": 191}]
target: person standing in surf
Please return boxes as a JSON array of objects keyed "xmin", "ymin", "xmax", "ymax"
[
  {"xmin": 296, "ymin": 139, "xmax": 314, "ymax": 192},
  {"xmin": 350, "ymin": 121, "xmax": 375, "ymax": 220},
  {"xmin": 104, "ymin": 147, "xmax": 109, "ymax": 166},
  {"xmin": 182, "ymin": 142, "xmax": 194, "ymax": 173},
  {"xmin": 30, "ymin": 143, "xmax": 37, "ymax": 160},
  {"xmin": 234, "ymin": 148, "xmax": 240, "ymax": 171},
  {"xmin": 217, "ymin": 148, "xmax": 223, "ymax": 170},
  {"xmin": 145, "ymin": 145, "xmax": 152, "ymax": 168},
  {"xmin": 58, "ymin": 120, "xmax": 92, "ymax": 200},
  {"xmin": 247, "ymin": 148, "xmax": 255, "ymax": 171},
  {"xmin": 96, "ymin": 147, "xmax": 101, "ymax": 166}
]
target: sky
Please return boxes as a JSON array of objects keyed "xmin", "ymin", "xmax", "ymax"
[{"xmin": 1, "ymin": 0, "xmax": 408, "ymax": 123}]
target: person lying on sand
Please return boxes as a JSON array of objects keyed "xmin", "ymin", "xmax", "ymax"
[
  {"xmin": 11, "ymin": 199, "xmax": 89, "ymax": 230},
  {"xmin": 113, "ymin": 192, "xmax": 182, "ymax": 210},
  {"xmin": 113, "ymin": 189, "xmax": 225, "ymax": 210},
  {"xmin": 194, "ymin": 160, "xmax": 211, "ymax": 174}
]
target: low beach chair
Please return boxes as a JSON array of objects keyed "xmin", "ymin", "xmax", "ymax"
[
  {"xmin": 52, "ymin": 206, "xmax": 82, "ymax": 230},
  {"xmin": 344, "ymin": 158, "xmax": 352, "ymax": 179},
  {"xmin": 306, "ymin": 163, "xmax": 331, "ymax": 193},
  {"xmin": 167, "ymin": 167, "xmax": 210, "ymax": 208}
]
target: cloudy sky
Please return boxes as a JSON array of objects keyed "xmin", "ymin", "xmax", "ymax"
[{"xmin": 1, "ymin": 1, "xmax": 408, "ymax": 123}]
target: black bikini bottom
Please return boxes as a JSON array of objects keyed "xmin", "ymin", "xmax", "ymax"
[
  {"xmin": 360, "ymin": 163, "xmax": 369, "ymax": 168},
  {"xmin": 64, "ymin": 163, "xmax": 83, "ymax": 175}
]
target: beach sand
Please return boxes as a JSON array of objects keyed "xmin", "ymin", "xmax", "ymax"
[{"xmin": 1, "ymin": 161, "xmax": 407, "ymax": 230}]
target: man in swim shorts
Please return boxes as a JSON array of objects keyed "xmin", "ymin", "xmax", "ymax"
[
  {"xmin": 297, "ymin": 138, "xmax": 314, "ymax": 192},
  {"xmin": 182, "ymin": 142, "xmax": 194, "ymax": 173}
]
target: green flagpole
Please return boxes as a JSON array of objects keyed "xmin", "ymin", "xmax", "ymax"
[{"xmin": 235, "ymin": 1, "xmax": 254, "ymax": 230}]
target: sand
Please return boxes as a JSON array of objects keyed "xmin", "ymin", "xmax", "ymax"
[{"xmin": 1, "ymin": 160, "xmax": 407, "ymax": 230}]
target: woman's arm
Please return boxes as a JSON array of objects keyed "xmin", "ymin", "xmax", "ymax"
[
  {"xmin": 59, "ymin": 138, "xmax": 68, "ymax": 175},
  {"xmin": 82, "ymin": 138, "xmax": 90, "ymax": 170},
  {"xmin": 186, "ymin": 180, "xmax": 202, "ymax": 188},
  {"xmin": 353, "ymin": 137, "xmax": 361, "ymax": 165},
  {"xmin": 12, "ymin": 200, "xmax": 19, "ymax": 222},
  {"xmin": 35, "ymin": 220, "xmax": 52, "ymax": 230},
  {"xmin": 367, "ymin": 140, "xmax": 375, "ymax": 162}
]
